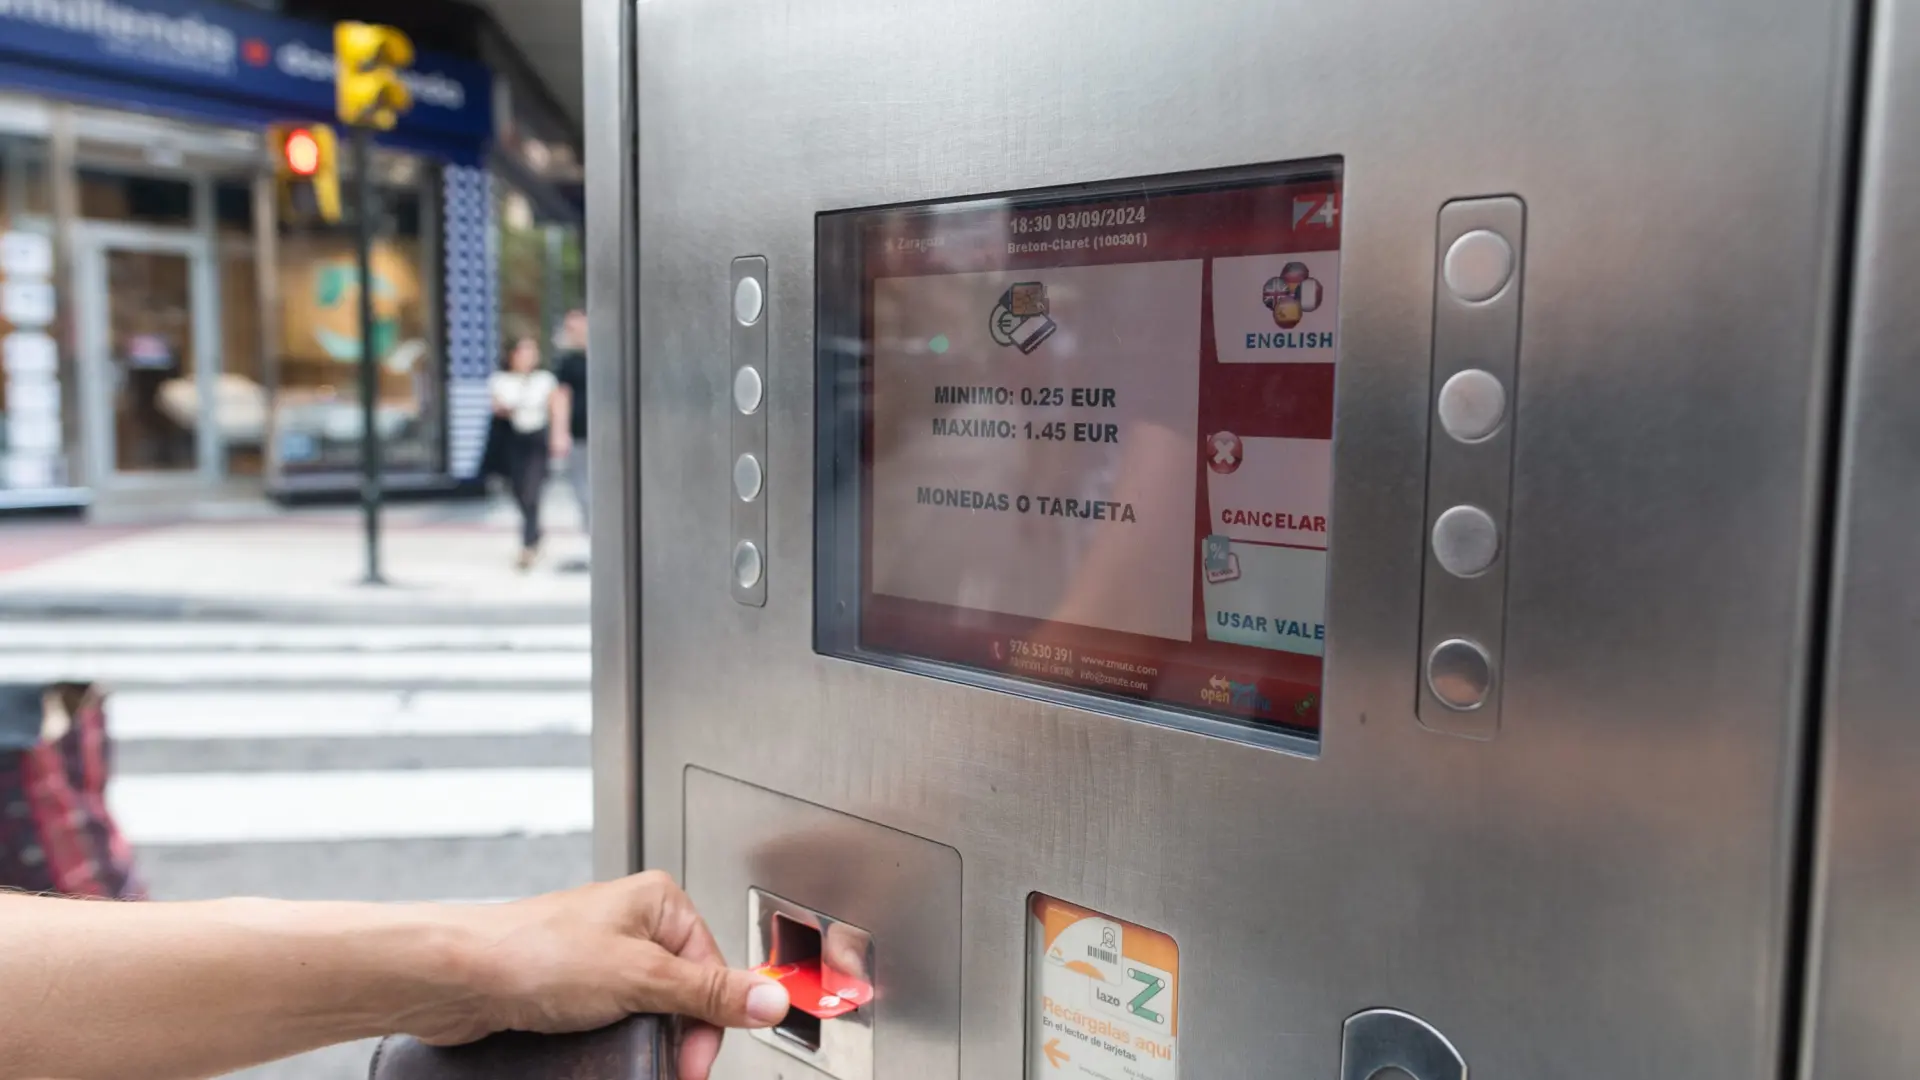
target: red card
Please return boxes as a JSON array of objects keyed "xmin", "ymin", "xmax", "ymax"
[{"xmin": 755, "ymin": 958, "xmax": 874, "ymax": 1019}]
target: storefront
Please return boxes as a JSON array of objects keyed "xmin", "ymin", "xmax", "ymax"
[
  {"xmin": 491, "ymin": 62, "xmax": 583, "ymax": 367},
  {"xmin": 0, "ymin": 0, "xmax": 499, "ymax": 513}
]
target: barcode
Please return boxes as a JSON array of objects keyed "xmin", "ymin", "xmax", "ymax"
[{"xmin": 1088, "ymin": 947, "xmax": 1119, "ymax": 964}]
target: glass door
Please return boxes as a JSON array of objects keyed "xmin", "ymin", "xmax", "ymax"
[
  {"xmin": 74, "ymin": 226, "xmax": 220, "ymax": 486},
  {"xmin": 103, "ymin": 248, "xmax": 196, "ymax": 475}
]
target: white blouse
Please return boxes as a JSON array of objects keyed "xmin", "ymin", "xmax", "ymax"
[{"xmin": 490, "ymin": 370, "xmax": 557, "ymax": 434}]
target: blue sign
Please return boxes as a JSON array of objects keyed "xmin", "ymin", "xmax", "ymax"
[{"xmin": 0, "ymin": 0, "xmax": 491, "ymax": 144}]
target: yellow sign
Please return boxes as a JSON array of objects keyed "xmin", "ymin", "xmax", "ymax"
[{"xmin": 334, "ymin": 22, "xmax": 414, "ymax": 130}]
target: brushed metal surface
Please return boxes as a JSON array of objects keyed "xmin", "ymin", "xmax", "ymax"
[
  {"xmin": 582, "ymin": 0, "xmax": 638, "ymax": 882},
  {"xmin": 619, "ymin": 1, "xmax": 1857, "ymax": 1078},
  {"xmin": 684, "ymin": 770, "xmax": 960, "ymax": 1080},
  {"xmin": 1802, "ymin": 1, "xmax": 1920, "ymax": 1075}
]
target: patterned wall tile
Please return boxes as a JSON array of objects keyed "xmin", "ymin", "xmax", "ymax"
[{"xmin": 443, "ymin": 165, "xmax": 498, "ymax": 480}]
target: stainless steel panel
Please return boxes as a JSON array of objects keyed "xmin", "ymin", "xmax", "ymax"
[
  {"xmin": 582, "ymin": 0, "xmax": 639, "ymax": 881},
  {"xmin": 684, "ymin": 769, "xmax": 960, "ymax": 1080},
  {"xmin": 619, "ymin": 1, "xmax": 1857, "ymax": 1078},
  {"xmin": 1802, "ymin": 1, "xmax": 1920, "ymax": 1075}
]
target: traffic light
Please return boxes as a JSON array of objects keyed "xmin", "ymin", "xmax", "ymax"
[
  {"xmin": 284, "ymin": 127, "xmax": 321, "ymax": 176},
  {"xmin": 270, "ymin": 123, "xmax": 342, "ymax": 224},
  {"xmin": 335, "ymin": 21, "xmax": 414, "ymax": 130}
]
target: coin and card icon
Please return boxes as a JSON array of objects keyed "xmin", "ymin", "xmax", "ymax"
[{"xmin": 989, "ymin": 281, "xmax": 1058, "ymax": 354}]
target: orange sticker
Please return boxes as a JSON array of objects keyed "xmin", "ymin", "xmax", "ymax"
[{"xmin": 1027, "ymin": 894, "xmax": 1179, "ymax": 1080}]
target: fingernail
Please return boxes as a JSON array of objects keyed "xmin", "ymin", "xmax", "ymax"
[{"xmin": 747, "ymin": 980, "xmax": 790, "ymax": 1024}]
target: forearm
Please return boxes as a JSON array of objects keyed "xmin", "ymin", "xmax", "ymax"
[{"xmin": 0, "ymin": 894, "xmax": 478, "ymax": 1080}]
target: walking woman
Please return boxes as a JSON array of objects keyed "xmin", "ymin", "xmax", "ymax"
[{"xmin": 489, "ymin": 335, "xmax": 559, "ymax": 570}]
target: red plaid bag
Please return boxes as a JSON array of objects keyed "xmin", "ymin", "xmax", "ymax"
[{"xmin": 0, "ymin": 682, "xmax": 146, "ymax": 899}]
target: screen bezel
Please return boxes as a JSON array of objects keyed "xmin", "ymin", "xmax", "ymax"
[{"xmin": 814, "ymin": 160, "xmax": 1340, "ymax": 754}]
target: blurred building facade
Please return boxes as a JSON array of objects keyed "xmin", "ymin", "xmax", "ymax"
[{"xmin": 0, "ymin": 0, "xmax": 582, "ymax": 515}]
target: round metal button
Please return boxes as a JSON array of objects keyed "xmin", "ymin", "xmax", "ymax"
[
  {"xmin": 733, "ymin": 365, "xmax": 764, "ymax": 415},
  {"xmin": 1437, "ymin": 368, "xmax": 1507, "ymax": 442},
  {"xmin": 1432, "ymin": 504, "xmax": 1500, "ymax": 577},
  {"xmin": 1427, "ymin": 638, "xmax": 1493, "ymax": 711},
  {"xmin": 1443, "ymin": 229, "xmax": 1514, "ymax": 303},
  {"xmin": 732, "ymin": 540, "xmax": 763, "ymax": 589},
  {"xmin": 733, "ymin": 275, "xmax": 765, "ymax": 326},
  {"xmin": 733, "ymin": 452, "xmax": 763, "ymax": 502}
]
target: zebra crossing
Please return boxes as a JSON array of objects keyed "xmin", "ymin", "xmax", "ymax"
[
  {"xmin": 0, "ymin": 618, "xmax": 596, "ymax": 1079},
  {"xmin": 0, "ymin": 624, "xmax": 588, "ymax": 690}
]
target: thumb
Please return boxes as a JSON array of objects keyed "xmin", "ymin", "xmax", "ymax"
[{"xmin": 633, "ymin": 953, "xmax": 791, "ymax": 1029}]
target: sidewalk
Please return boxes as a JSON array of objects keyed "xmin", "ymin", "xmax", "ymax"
[{"xmin": 0, "ymin": 492, "xmax": 590, "ymax": 623}]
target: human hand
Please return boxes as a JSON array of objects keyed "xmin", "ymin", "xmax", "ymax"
[
  {"xmin": 550, "ymin": 430, "xmax": 573, "ymax": 460},
  {"xmin": 413, "ymin": 872, "xmax": 789, "ymax": 1080}
]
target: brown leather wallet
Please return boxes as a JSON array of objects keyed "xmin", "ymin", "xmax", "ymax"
[{"xmin": 366, "ymin": 1015, "xmax": 674, "ymax": 1080}]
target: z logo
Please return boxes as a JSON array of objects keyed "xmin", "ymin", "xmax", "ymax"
[
  {"xmin": 1127, "ymin": 968, "xmax": 1168, "ymax": 1024},
  {"xmin": 1292, "ymin": 194, "xmax": 1340, "ymax": 229}
]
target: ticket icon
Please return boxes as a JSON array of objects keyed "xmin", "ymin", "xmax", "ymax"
[
  {"xmin": 989, "ymin": 281, "xmax": 1059, "ymax": 354},
  {"xmin": 1008, "ymin": 281, "xmax": 1049, "ymax": 317}
]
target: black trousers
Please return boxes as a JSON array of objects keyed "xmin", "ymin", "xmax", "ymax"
[{"xmin": 506, "ymin": 427, "xmax": 550, "ymax": 549}]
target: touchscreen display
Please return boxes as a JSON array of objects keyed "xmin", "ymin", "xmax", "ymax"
[{"xmin": 827, "ymin": 166, "xmax": 1340, "ymax": 737}]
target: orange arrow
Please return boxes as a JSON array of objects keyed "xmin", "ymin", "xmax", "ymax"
[{"xmin": 1044, "ymin": 1038, "xmax": 1069, "ymax": 1069}]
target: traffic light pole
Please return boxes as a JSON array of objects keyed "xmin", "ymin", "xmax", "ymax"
[{"xmin": 353, "ymin": 124, "xmax": 385, "ymax": 586}]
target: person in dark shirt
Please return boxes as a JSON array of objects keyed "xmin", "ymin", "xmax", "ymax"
[{"xmin": 550, "ymin": 309, "xmax": 591, "ymax": 540}]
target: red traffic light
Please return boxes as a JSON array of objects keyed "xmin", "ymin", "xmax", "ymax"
[{"xmin": 283, "ymin": 128, "xmax": 321, "ymax": 176}]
